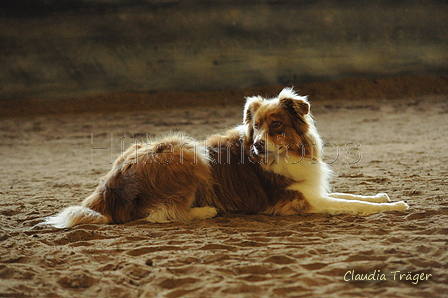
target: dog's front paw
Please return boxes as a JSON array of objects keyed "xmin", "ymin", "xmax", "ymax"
[
  {"xmin": 391, "ymin": 201, "xmax": 409, "ymax": 211},
  {"xmin": 374, "ymin": 193, "xmax": 391, "ymax": 203}
]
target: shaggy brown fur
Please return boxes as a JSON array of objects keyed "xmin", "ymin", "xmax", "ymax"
[
  {"xmin": 82, "ymin": 134, "xmax": 212, "ymax": 223},
  {"xmin": 195, "ymin": 129, "xmax": 308, "ymax": 215}
]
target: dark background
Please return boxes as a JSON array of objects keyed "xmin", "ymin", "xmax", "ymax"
[{"xmin": 1, "ymin": 0, "xmax": 447, "ymax": 101}]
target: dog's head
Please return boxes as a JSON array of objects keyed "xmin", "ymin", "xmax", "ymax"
[{"xmin": 243, "ymin": 87, "xmax": 319, "ymax": 161}]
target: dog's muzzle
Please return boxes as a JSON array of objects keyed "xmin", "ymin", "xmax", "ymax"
[{"xmin": 253, "ymin": 140, "xmax": 265, "ymax": 152}]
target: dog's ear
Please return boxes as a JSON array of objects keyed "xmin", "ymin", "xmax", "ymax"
[
  {"xmin": 243, "ymin": 96, "xmax": 264, "ymax": 125},
  {"xmin": 278, "ymin": 88, "xmax": 310, "ymax": 116},
  {"xmin": 280, "ymin": 97, "xmax": 310, "ymax": 116}
]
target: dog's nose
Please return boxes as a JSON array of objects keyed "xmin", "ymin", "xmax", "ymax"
[{"xmin": 253, "ymin": 140, "xmax": 265, "ymax": 152}]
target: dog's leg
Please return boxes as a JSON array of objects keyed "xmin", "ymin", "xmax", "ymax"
[
  {"xmin": 144, "ymin": 206, "xmax": 176, "ymax": 223},
  {"xmin": 145, "ymin": 205, "xmax": 217, "ymax": 223},
  {"xmin": 307, "ymin": 195, "xmax": 408, "ymax": 215},
  {"xmin": 288, "ymin": 183, "xmax": 408, "ymax": 215},
  {"xmin": 329, "ymin": 192, "xmax": 391, "ymax": 203}
]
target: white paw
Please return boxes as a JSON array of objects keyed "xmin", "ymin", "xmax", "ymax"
[
  {"xmin": 391, "ymin": 201, "xmax": 409, "ymax": 211},
  {"xmin": 189, "ymin": 206, "xmax": 218, "ymax": 220},
  {"xmin": 374, "ymin": 193, "xmax": 391, "ymax": 203},
  {"xmin": 201, "ymin": 206, "xmax": 218, "ymax": 219}
]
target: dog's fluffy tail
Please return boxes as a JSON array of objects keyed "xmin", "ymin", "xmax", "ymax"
[{"xmin": 42, "ymin": 206, "xmax": 109, "ymax": 229}]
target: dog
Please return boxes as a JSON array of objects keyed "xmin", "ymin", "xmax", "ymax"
[{"xmin": 43, "ymin": 88, "xmax": 409, "ymax": 228}]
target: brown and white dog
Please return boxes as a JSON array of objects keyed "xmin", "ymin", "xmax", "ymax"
[{"xmin": 43, "ymin": 88, "xmax": 409, "ymax": 228}]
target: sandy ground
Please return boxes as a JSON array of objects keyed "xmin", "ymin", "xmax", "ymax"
[{"xmin": 1, "ymin": 80, "xmax": 448, "ymax": 297}]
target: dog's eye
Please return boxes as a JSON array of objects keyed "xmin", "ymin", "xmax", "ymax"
[
  {"xmin": 253, "ymin": 123, "xmax": 260, "ymax": 130},
  {"xmin": 272, "ymin": 121, "xmax": 282, "ymax": 128}
]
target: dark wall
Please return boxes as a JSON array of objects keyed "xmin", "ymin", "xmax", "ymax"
[{"xmin": 1, "ymin": 0, "xmax": 447, "ymax": 100}]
